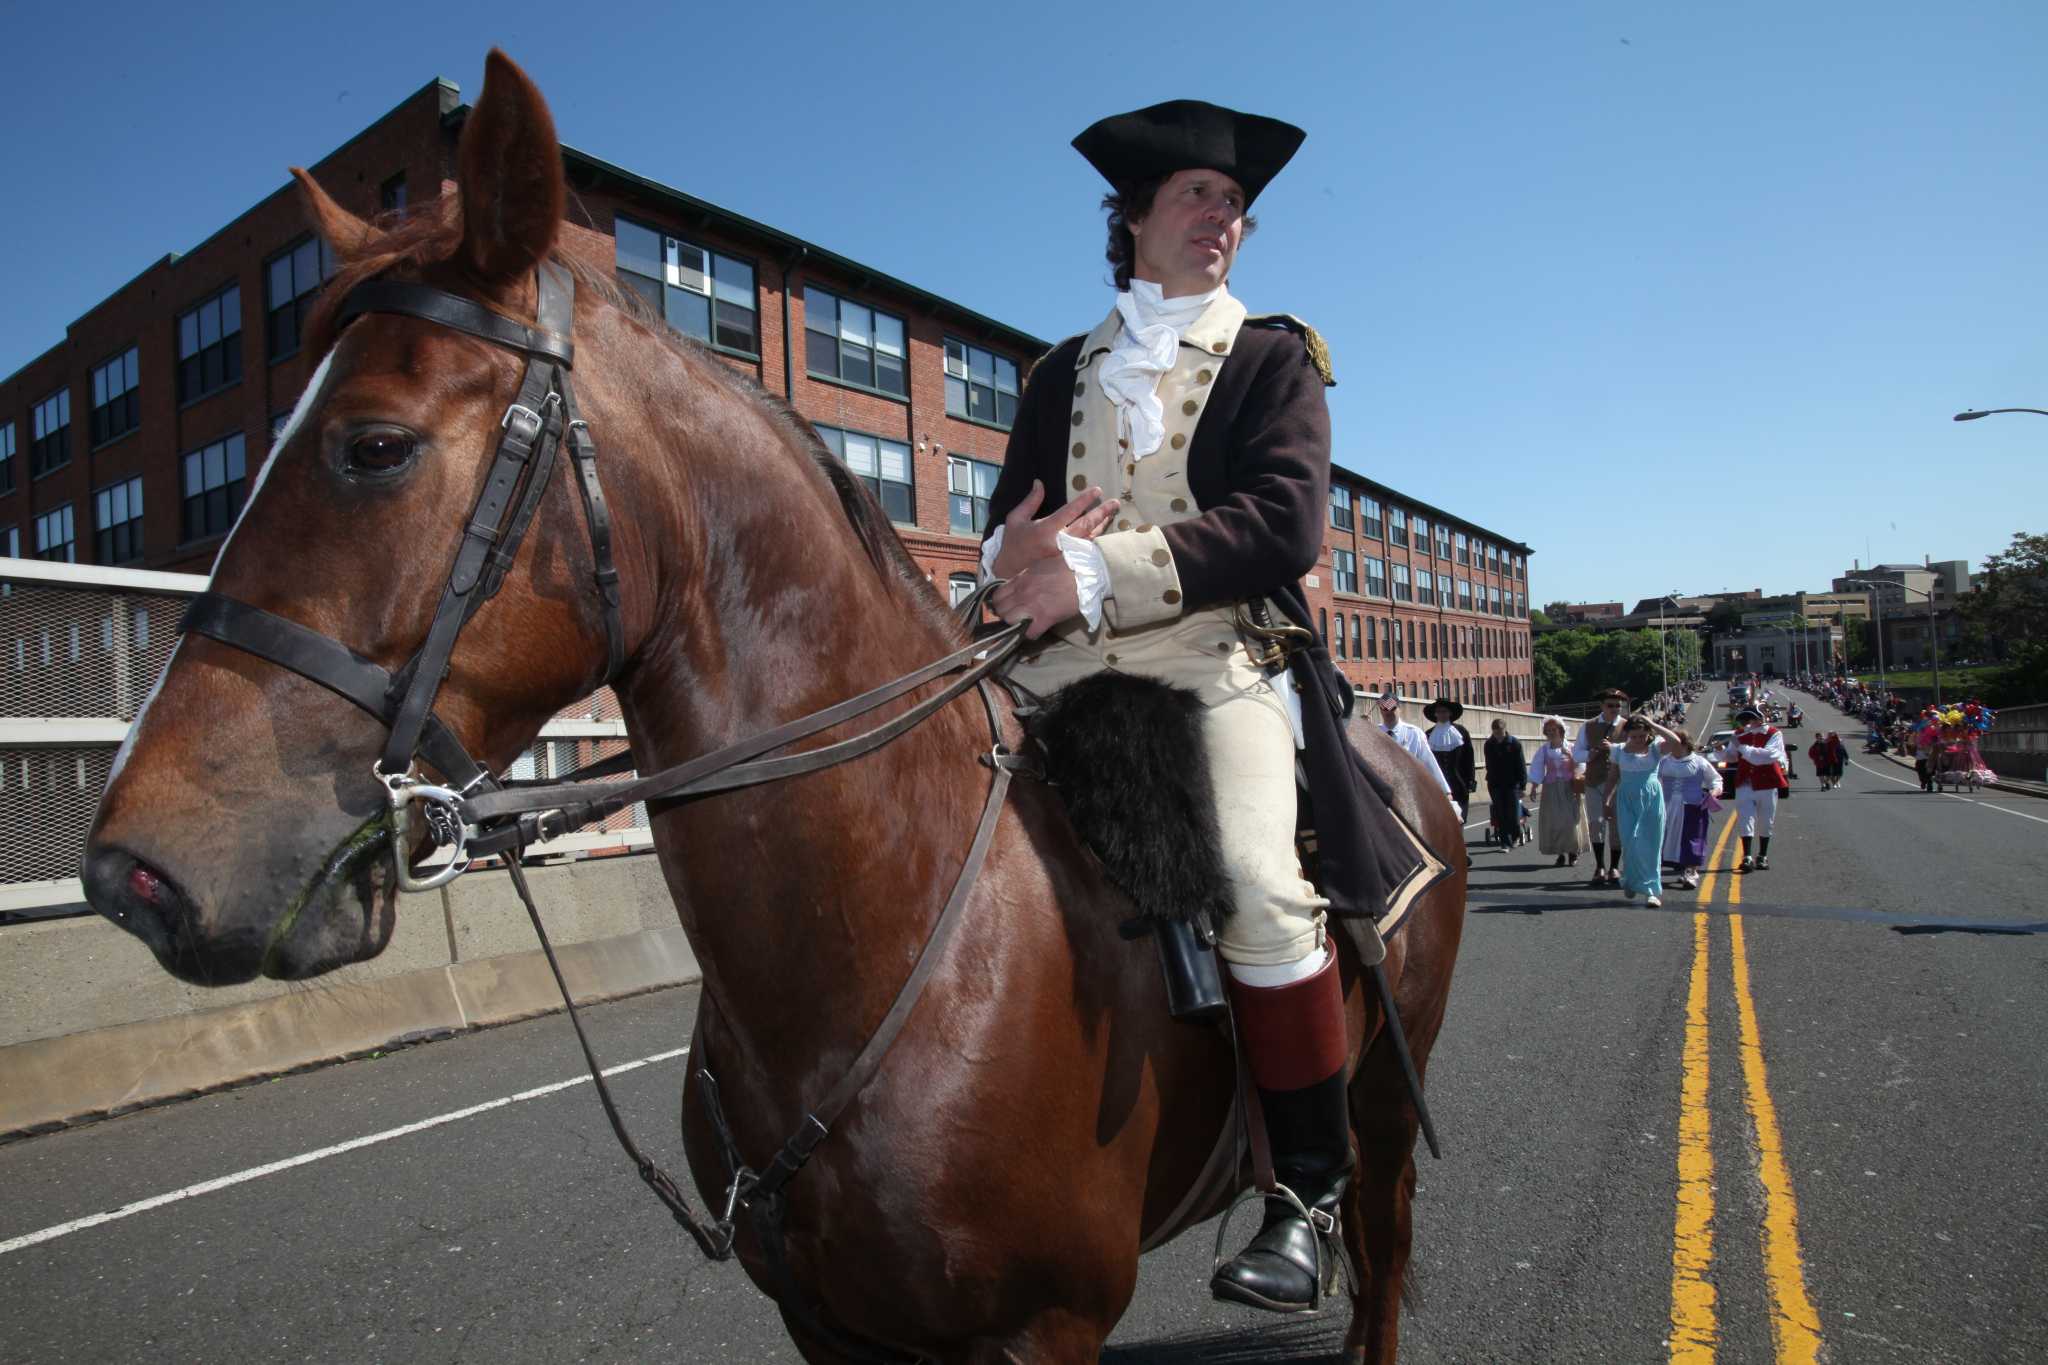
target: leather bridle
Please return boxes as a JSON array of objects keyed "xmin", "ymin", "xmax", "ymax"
[{"xmin": 174, "ymin": 261, "xmax": 1035, "ymax": 1349}]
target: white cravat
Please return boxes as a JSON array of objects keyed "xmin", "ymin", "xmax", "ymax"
[{"xmin": 1100, "ymin": 279, "xmax": 1221, "ymax": 459}]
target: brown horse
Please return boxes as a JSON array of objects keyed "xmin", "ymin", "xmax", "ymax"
[{"xmin": 83, "ymin": 51, "xmax": 1465, "ymax": 1364}]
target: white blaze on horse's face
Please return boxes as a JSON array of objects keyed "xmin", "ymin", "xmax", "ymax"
[{"xmin": 215, "ymin": 351, "xmax": 336, "ymax": 569}]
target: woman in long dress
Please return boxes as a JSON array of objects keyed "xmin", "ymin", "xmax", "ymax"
[
  {"xmin": 1659, "ymin": 731, "xmax": 1719, "ymax": 890},
  {"xmin": 1604, "ymin": 713, "xmax": 1685, "ymax": 907},
  {"xmin": 1528, "ymin": 716, "xmax": 1587, "ymax": 866}
]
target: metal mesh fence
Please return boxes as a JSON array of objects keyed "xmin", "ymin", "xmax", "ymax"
[{"xmin": 0, "ymin": 579, "xmax": 186, "ymax": 721}]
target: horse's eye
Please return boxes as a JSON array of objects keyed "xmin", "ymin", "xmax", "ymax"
[{"xmin": 347, "ymin": 430, "xmax": 418, "ymax": 475}]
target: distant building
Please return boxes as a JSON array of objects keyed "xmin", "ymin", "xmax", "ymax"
[
  {"xmin": 1834, "ymin": 560, "xmax": 1969, "ymax": 610},
  {"xmin": 1557, "ymin": 601, "xmax": 1625, "ymax": 623},
  {"xmin": 1711, "ymin": 620, "xmax": 1839, "ymax": 677}
]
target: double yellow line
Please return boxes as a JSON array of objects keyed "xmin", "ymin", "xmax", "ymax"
[{"xmin": 1668, "ymin": 809, "xmax": 1824, "ymax": 1363}]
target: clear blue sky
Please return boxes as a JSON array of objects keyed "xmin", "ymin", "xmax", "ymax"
[{"xmin": 7, "ymin": 0, "xmax": 2044, "ymax": 606}]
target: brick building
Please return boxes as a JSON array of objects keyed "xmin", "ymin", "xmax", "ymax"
[
  {"xmin": 1, "ymin": 75, "xmax": 1533, "ymax": 706},
  {"xmin": 1311, "ymin": 480, "xmax": 1532, "ymax": 708}
]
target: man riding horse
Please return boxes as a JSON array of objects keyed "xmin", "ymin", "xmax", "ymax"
[{"xmin": 983, "ymin": 100, "xmax": 1445, "ymax": 1313}]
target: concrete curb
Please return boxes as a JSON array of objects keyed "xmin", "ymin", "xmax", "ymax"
[
  {"xmin": 0, "ymin": 925, "xmax": 700, "ymax": 1140},
  {"xmin": 1876, "ymin": 749, "xmax": 2048, "ymax": 801}
]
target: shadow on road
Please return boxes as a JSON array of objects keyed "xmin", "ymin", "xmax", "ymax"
[{"xmin": 1104, "ymin": 1318, "xmax": 1344, "ymax": 1364}]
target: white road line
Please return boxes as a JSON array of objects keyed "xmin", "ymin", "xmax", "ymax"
[
  {"xmin": 0, "ymin": 1044, "xmax": 691, "ymax": 1259},
  {"xmin": 1847, "ymin": 759, "xmax": 2048, "ymax": 827}
]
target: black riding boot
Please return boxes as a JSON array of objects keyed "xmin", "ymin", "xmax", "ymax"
[
  {"xmin": 1211, "ymin": 951, "xmax": 1352, "ymax": 1314},
  {"xmin": 1589, "ymin": 843, "xmax": 1606, "ymax": 885}
]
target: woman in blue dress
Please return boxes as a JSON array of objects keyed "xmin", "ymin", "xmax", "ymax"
[{"xmin": 1598, "ymin": 713, "xmax": 1686, "ymax": 907}]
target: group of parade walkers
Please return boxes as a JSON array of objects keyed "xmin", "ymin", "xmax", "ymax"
[{"xmin": 1457, "ymin": 686, "xmax": 1794, "ymax": 900}]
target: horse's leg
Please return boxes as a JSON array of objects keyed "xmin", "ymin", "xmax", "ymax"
[{"xmin": 1340, "ymin": 1025, "xmax": 1422, "ymax": 1365}]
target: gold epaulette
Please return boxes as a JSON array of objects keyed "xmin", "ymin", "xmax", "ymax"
[
  {"xmin": 1245, "ymin": 313, "xmax": 1336, "ymax": 387},
  {"xmin": 1023, "ymin": 333, "xmax": 1087, "ymax": 392}
]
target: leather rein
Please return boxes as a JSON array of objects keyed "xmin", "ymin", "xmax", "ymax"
[{"xmin": 176, "ymin": 262, "xmax": 1034, "ymax": 1279}]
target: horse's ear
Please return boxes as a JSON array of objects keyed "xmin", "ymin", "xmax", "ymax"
[
  {"xmin": 456, "ymin": 49, "xmax": 565, "ymax": 282},
  {"xmin": 290, "ymin": 168, "xmax": 374, "ymax": 261}
]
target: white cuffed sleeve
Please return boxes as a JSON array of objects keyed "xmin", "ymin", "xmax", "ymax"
[
  {"xmin": 978, "ymin": 526, "xmax": 1005, "ymax": 583},
  {"xmin": 1056, "ymin": 529, "xmax": 1109, "ymax": 630}
]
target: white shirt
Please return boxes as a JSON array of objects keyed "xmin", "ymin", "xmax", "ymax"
[
  {"xmin": 1427, "ymin": 722, "xmax": 1467, "ymax": 752},
  {"xmin": 1380, "ymin": 717, "xmax": 1454, "ymax": 800}
]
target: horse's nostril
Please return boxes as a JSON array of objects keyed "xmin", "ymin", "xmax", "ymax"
[{"xmin": 128, "ymin": 863, "xmax": 171, "ymax": 911}]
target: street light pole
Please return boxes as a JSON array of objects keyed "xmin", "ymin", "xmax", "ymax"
[
  {"xmin": 1842, "ymin": 577, "xmax": 1943, "ymax": 706},
  {"xmin": 1954, "ymin": 407, "xmax": 2048, "ymax": 421}
]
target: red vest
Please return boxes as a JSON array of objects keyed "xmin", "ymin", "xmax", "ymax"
[{"xmin": 1734, "ymin": 727, "xmax": 1788, "ymax": 791}]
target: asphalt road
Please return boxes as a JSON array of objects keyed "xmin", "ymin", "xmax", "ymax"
[{"xmin": 4, "ymin": 687, "xmax": 2043, "ymax": 1363}]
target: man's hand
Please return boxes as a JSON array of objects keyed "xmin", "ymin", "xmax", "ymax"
[
  {"xmin": 991, "ymin": 555, "xmax": 1082, "ymax": 639},
  {"xmin": 991, "ymin": 480, "xmax": 1120, "ymax": 579}
]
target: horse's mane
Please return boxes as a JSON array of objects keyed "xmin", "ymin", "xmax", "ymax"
[{"xmin": 306, "ymin": 202, "xmax": 961, "ymax": 645}]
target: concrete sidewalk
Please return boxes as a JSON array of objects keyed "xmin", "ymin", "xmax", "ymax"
[{"xmin": 1877, "ymin": 749, "xmax": 2048, "ymax": 800}]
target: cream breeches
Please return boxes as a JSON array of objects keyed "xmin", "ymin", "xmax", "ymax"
[
  {"xmin": 1205, "ymin": 681, "xmax": 1329, "ymax": 968},
  {"xmin": 1736, "ymin": 786, "xmax": 1778, "ymax": 837}
]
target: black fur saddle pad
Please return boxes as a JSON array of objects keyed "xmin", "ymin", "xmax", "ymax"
[{"xmin": 1022, "ymin": 673, "xmax": 1234, "ymax": 930}]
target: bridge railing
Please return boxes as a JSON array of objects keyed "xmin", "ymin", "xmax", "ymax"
[{"xmin": 0, "ymin": 558, "xmax": 651, "ymax": 923}]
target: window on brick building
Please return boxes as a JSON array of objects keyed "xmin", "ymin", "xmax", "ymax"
[
  {"xmin": 944, "ymin": 339, "xmax": 1020, "ymax": 427},
  {"xmin": 807, "ymin": 287, "xmax": 907, "ymax": 398},
  {"xmin": 0, "ymin": 525, "xmax": 17, "ymax": 559},
  {"xmin": 380, "ymin": 173, "xmax": 408, "ymax": 214},
  {"xmin": 1392, "ymin": 563, "xmax": 1411, "ymax": 602},
  {"xmin": 1435, "ymin": 522, "xmax": 1451, "ymax": 559},
  {"xmin": 815, "ymin": 424, "xmax": 914, "ymax": 526},
  {"xmin": 614, "ymin": 218, "xmax": 759, "ymax": 356},
  {"xmin": 1362, "ymin": 554, "xmax": 1385, "ymax": 598},
  {"xmin": 1411, "ymin": 515, "xmax": 1430, "ymax": 556},
  {"xmin": 1331, "ymin": 549, "xmax": 1357, "ymax": 594},
  {"xmin": 177, "ymin": 284, "xmax": 242, "ymax": 403},
  {"xmin": 1366, "ymin": 616, "xmax": 1377, "ymax": 659},
  {"xmin": 1350, "ymin": 614, "xmax": 1361, "ymax": 660},
  {"xmin": 1332, "ymin": 609, "xmax": 1345, "ymax": 658},
  {"xmin": 1330, "ymin": 486, "xmax": 1352, "ymax": 531},
  {"xmin": 34, "ymin": 504, "xmax": 75, "ymax": 562},
  {"xmin": 94, "ymin": 476, "xmax": 144, "ymax": 564},
  {"xmin": 181, "ymin": 433, "xmax": 247, "ymax": 542},
  {"xmin": 266, "ymin": 238, "xmax": 335, "ymax": 360},
  {"xmin": 947, "ymin": 456, "xmax": 999, "ymax": 536},
  {"xmin": 91, "ymin": 347, "xmax": 140, "ymax": 446},
  {"xmin": 1388, "ymin": 507, "xmax": 1408, "ymax": 548},
  {"xmin": 32, "ymin": 389, "xmax": 71, "ymax": 478},
  {"xmin": 1489, "ymin": 584, "xmax": 1502, "ymax": 614},
  {"xmin": 1416, "ymin": 569, "xmax": 1435, "ymax": 606},
  {"xmin": 1361, "ymin": 496, "xmax": 1383, "ymax": 539},
  {"xmin": 1487, "ymin": 542, "xmax": 1500, "ymax": 573},
  {"xmin": 1454, "ymin": 531, "xmax": 1469, "ymax": 565},
  {"xmin": 948, "ymin": 572, "xmax": 978, "ymax": 608},
  {"xmin": 1392, "ymin": 618, "xmax": 1405, "ymax": 659},
  {"xmin": 0, "ymin": 422, "xmax": 15, "ymax": 494},
  {"xmin": 1457, "ymin": 577, "xmax": 1472, "ymax": 610}
]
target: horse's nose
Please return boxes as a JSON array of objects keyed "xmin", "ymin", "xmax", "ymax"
[{"xmin": 82, "ymin": 844, "xmax": 267, "ymax": 983}]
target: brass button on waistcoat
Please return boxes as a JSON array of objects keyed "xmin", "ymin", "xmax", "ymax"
[
  {"xmin": 1196, "ymin": 368, "xmax": 1213, "ymax": 384},
  {"xmin": 1071, "ymin": 410, "xmax": 1084, "ymax": 426},
  {"xmin": 1071, "ymin": 442, "xmax": 1085, "ymax": 457},
  {"xmin": 1074, "ymin": 381, "xmax": 1086, "ymax": 396},
  {"xmin": 1182, "ymin": 399, "xmax": 1199, "ymax": 416},
  {"xmin": 1170, "ymin": 433, "xmax": 1186, "ymax": 449},
  {"xmin": 1170, "ymin": 497, "xmax": 1189, "ymax": 512},
  {"xmin": 1210, "ymin": 340, "xmax": 1227, "ymax": 353},
  {"xmin": 1118, "ymin": 437, "xmax": 1129, "ymax": 449},
  {"xmin": 1125, "ymin": 462, "xmax": 1136, "ymax": 477},
  {"xmin": 1163, "ymin": 589, "xmax": 1182, "ymax": 605},
  {"xmin": 1106, "ymin": 653, "xmax": 1120, "ymax": 666},
  {"xmin": 1137, "ymin": 523, "xmax": 1153, "ymax": 532},
  {"xmin": 1072, "ymin": 474, "xmax": 1087, "ymax": 490},
  {"xmin": 1117, "ymin": 519, "xmax": 1131, "ymax": 531},
  {"xmin": 1151, "ymin": 548, "xmax": 1169, "ymax": 566}
]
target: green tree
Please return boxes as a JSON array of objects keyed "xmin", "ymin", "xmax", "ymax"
[
  {"xmin": 1962, "ymin": 532, "xmax": 2048, "ymax": 704},
  {"xmin": 1528, "ymin": 607, "xmax": 1553, "ymax": 629}
]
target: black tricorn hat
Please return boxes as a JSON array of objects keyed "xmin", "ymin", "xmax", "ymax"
[
  {"xmin": 1594, "ymin": 687, "xmax": 1632, "ymax": 703},
  {"xmin": 1425, "ymin": 698, "xmax": 1464, "ymax": 722},
  {"xmin": 1072, "ymin": 100, "xmax": 1306, "ymax": 207}
]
